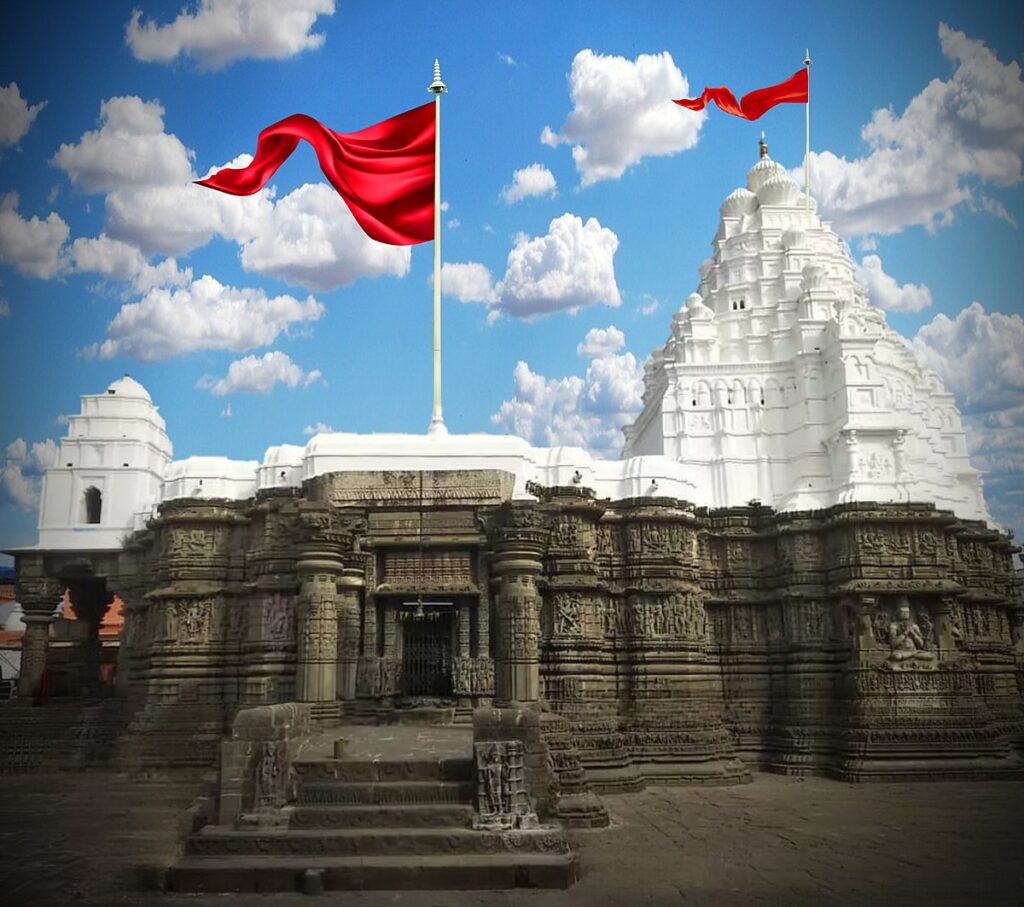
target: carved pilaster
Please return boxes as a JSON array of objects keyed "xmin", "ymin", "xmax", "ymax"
[
  {"xmin": 294, "ymin": 523, "xmax": 344, "ymax": 703},
  {"xmin": 491, "ymin": 504, "xmax": 546, "ymax": 705}
]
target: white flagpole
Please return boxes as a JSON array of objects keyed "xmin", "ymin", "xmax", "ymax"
[
  {"xmin": 804, "ymin": 49, "xmax": 812, "ymax": 215},
  {"xmin": 428, "ymin": 59, "xmax": 448, "ymax": 435}
]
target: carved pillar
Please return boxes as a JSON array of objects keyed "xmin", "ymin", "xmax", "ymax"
[
  {"xmin": 295, "ymin": 543, "xmax": 342, "ymax": 703},
  {"xmin": 476, "ymin": 549, "xmax": 491, "ymax": 658},
  {"xmin": 491, "ymin": 507, "xmax": 546, "ymax": 706},
  {"xmin": 457, "ymin": 600, "xmax": 472, "ymax": 659},
  {"xmin": 935, "ymin": 594, "xmax": 961, "ymax": 656},
  {"xmin": 14, "ymin": 564, "xmax": 60, "ymax": 699},
  {"xmin": 335, "ymin": 564, "xmax": 364, "ymax": 701}
]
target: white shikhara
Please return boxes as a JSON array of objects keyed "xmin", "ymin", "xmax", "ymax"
[{"xmin": 624, "ymin": 146, "xmax": 989, "ymax": 522}]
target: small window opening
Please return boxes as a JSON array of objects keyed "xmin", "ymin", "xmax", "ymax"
[{"xmin": 84, "ymin": 487, "xmax": 102, "ymax": 524}]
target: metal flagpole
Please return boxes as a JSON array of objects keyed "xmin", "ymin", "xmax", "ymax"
[
  {"xmin": 428, "ymin": 59, "xmax": 447, "ymax": 435},
  {"xmin": 804, "ymin": 49, "xmax": 812, "ymax": 215}
]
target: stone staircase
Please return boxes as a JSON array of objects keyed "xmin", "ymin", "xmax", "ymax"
[{"xmin": 169, "ymin": 733, "xmax": 577, "ymax": 892}]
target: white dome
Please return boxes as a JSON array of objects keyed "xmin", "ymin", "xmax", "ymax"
[
  {"xmin": 757, "ymin": 172, "xmax": 800, "ymax": 206},
  {"xmin": 685, "ymin": 292, "xmax": 714, "ymax": 320},
  {"xmin": 720, "ymin": 187, "xmax": 758, "ymax": 218},
  {"xmin": 105, "ymin": 374, "xmax": 152, "ymax": 401},
  {"xmin": 746, "ymin": 155, "xmax": 785, "ymax": 193}
]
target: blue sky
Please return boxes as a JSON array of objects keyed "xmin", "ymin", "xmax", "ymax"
[{"xmin": 1, "ymin": 0, "xmax": 1023, "ymax": 562}]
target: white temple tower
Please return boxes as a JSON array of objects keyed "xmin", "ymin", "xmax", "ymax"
[
  {"xmin": 37, "ymin": 375, "xmax": 173, "ymax": 550},
  {"xmin": 623, "ymin": 140, "xmax": 990, "ymax": 523}
]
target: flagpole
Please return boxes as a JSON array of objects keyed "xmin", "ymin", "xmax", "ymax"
[
  {"xmin": 804, "ymin": 49, "xmax": 812, "ymax": 215},
  {"xmin": 428, "ymin": 59, "xmax": 448, "ymax": 436}
]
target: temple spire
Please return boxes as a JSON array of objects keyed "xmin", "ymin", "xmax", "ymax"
[{"xmin": 759, "ymin": 130, "xmax": 768, "ymax": 159}]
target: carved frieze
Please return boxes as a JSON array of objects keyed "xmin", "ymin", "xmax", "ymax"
[{"xmin": 452, "ymin": 656, "xmax": 495, "ymax": 695}]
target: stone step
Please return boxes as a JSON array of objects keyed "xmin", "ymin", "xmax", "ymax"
[
  {"xmin": 293, "ymin": 756, "xmax": 472, "ymax": 784},
  {"xmin": 296, "ymin": 779, "xmax": 475, "ymax": 806},
  {"xmin": 186, "ymin": 826, "xmax": 571, "ymax": 858},
  {"xmin": 289, "ymin": 803, "xmax": 474, "ymax": 829},
  {"xmin": 169, "ymin": 852, "xmax": 578, "ymax": 892}
]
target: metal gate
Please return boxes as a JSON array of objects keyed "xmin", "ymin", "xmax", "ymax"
[{"xmin": 401, "ymin": 612, "xmax": 453, "ymax": 697}]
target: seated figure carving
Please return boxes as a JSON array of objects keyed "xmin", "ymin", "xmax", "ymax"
[{"xmin": 885, "ymin": 599, "xmax": 937, "ymax": 670}]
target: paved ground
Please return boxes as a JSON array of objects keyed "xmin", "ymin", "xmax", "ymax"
[{"xmin": 1, "ymin": 769, "xmax": 1022, "ymax": 907}]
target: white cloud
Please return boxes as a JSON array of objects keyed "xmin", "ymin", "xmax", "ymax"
[
  {"xmin": 491, "ymin": 326, "xmax": 643, "ymax": 457},
  {"xmin": 198, "ymin": 350, "xmax": 322, "ymax": 395},
  {"xmin": 0, "ymin": 82, "xmax": 46, "ymax": 147},
  {"xmin": 93, "ymin": 274, "xmax": 324, "ymax": 362},
  {"xmin": 1, "ymin": 437, "xmax": 57, "ymax": 512},
  {"xmin": 441, "ymin": 261, "xmax": 497, "ymax": 304},
  {"xmin": 910, "ymin": 302, "xmax": 1024, "ymax": 540},
  {"xmin": 0, "ymin": 193, "xmax": 69, "ymax": 279},
  {"xmin": 854, "ymin": 254, "xmax": 932, "ymax": 313},
  {"xmin": 577, "ymin": 325, "xmax": 625, "ymax": 358},
  {"xmin": 543, "ymin": 49, "xmax": 704, "ymax": 186},
  {"xmin": 303, "ymin": 421, "xmax": 334, "ymax": 435},
  {"xmin": 126, "ymin": 0, "xmax": 335, "ymax": 70},
  {"xmin": 69, "ymin": 234, "xmax": 192, "ymax": 292},
  {"xmin": 52, "ymin": 97, "xmax": 194, "ymax": 193},
  {"xmin": 803, "ymin": 24, "xmax": 1024, "ymax": 237},
  {"xmin": 238, "ymin": 182, "xmax": 411, "ymax": 291},
  {"xmin": 496, "ymin": 213, "xmax": 621, "ymax": 319},
  {"xmin": 501, "ymin": 163, "xmax": 557, "ymax": 203},
  {"xmin": 498, "ymin": 52, "xmax": 517, "ymax": 67},
  {"xmin": 220, "ymin": 404, "xmax": 232, "ymax": 418},
  {"xmin": 0, "ymin": 299, "xmax": 9, "ymax": 318},
  {"xmin": 911, "ymin": 302, "xmax": 1024, "ymax": 413},
  {"xmin": 447, "ymin": 218, "xmax": 460, "ymax": 229}
]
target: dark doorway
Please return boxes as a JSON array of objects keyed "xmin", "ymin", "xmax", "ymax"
[
  {"xmin": 84, "ymin": 487, "xmax": 102, "ymax": 524},
  {"xmin": 401, "ymin": 611, "xmax": 453, "ymax": 697}
]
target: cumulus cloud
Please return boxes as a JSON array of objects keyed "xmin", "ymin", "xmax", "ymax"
[
  {"xmin": 854, "ymin": 254, "xmax": 932, "ymax": 313},
  {"xmin": 441, "ymin": 262, "xmax": 497, "ymax": 304},
  {"xmin": 577, "ymin": 325, "xmax": 625, "ymax": 358},
  {"xmin": 911, "ymin": 302, "xmax": 1024, "ymax": 413},
  {"xmin": 0, "ymin": 193, "xmax": 69, "ymax": 279},
  {"xmin": 542, "ymin": 49, "xmax": 704, "ymax": 186},
  {"xmin": 501, "ymin": 163, "xmax": 557, "ymax": 203},
  {"xmin": 198, "ymin": 350, "xmax": 322, "ymax": 395},
  {"xmin": 804, "ymin": 24, "xmax": 1024, "ymax": 237},
  {"xmin": 91, "ymin": 274, "xmax": 324, "ymax": 362},
  {"xmin": 0, "ymin": 82, "xmax": 46, "ymax": 147},
  {"xmin": 70, "ymin": 234, "xmax": 192, "ymax": 292},
  {"xmin": 911, "ymin": 302, "xmax": 1024, "ymax": 540},
  {"xmin": 52, "ymin": 97, "xmax": 194, "ymax": 193},
  {"xmin": 126, "ymin": 0, "xmax": 335, "ymax": 70},
  {"xmin": 1, "ymin": 437, "xmax": 57, "ymax": 512},
  {"xmin": 237, "ymin": 182, "xmax": 411, "ymax": 291},
  {"xmin": 497, "ymin": 213, "xmax": 621, "ymax": 318},
  {"xmin": 439, "ymin": 214, "xmax": 620, "ymax": 321},
  {"xmin": 491, "ymin": 326, "xmax": 643, "ymax": 457}
]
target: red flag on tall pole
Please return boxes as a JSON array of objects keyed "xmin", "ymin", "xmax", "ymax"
[
  {"xmin": 196, "ymin": 102, "xmax": 435, "ymax": 246},
  {"xmin": 674, "ymin": 68, "xmax": 808, "ymax": 121}
]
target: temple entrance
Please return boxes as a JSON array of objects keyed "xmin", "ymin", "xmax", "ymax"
[{"xmin": 401, "ymin": 609, "xmax": 453, "ymax": 697}]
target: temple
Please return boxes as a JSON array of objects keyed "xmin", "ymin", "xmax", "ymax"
[{"xmin": 4, "ymin": 144, "xmax": 1022, "ymax": 892}]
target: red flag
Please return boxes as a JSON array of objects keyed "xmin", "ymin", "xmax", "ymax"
[
  {"xmin": 674, "ymin": 68, "xmax": 808, "ymax": 121},
  {"xmin": 196, "ymin": 102, "xmax": 435, "ymax": 246}
]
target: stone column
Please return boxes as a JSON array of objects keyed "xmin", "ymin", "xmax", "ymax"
[
  {"xmin": 15, "ymin": 562, "xmax": 61, "ymax": 700},
  {"xmin": 295, "ymin": 545, "xmax": 342, "ymax": 704},
  {"xmin": 476, "ymin": 549, "xmax": 491, "ymax": 658},
  {"xmin": 335, "ymin": 565, "xmax": 364, "ymax": 701},
  {"xmin": 67, "ymin": 580, "xmax": 112, "ymax": 695},
  {"xmin": 491, "ymin": 509, "xmax": 546, "ymax": 706},
  {"xmin": 457, "ymin": 600, "xmax": 472, "ymax": 659}
]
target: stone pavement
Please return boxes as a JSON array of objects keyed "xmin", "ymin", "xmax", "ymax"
[{"xmin": 1, "ymin": 770, "xmax": 1022, "ymax": 906}]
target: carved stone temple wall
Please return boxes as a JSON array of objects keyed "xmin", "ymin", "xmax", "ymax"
[{"xmin": 13, "ymin": 469, "xmax": 1024, "ymax": 783}]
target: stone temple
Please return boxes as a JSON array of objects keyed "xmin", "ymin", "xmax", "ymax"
[{"xmin": 4, "ymin": 144, "xmax": 1022, "ymax": 892}]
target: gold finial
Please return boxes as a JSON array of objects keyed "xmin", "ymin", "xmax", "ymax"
[
  {"xmin": 759, "ymin": 130, "xmax": 768, "ymax": 159},
  {"xmin": 428, "ymin": 58, "xmax": 447, "ymax": 94}
]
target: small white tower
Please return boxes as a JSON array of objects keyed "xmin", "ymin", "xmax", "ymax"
[{"xmin": 38, "ymin": 375, "xmax": 172, "ymax": 549}]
